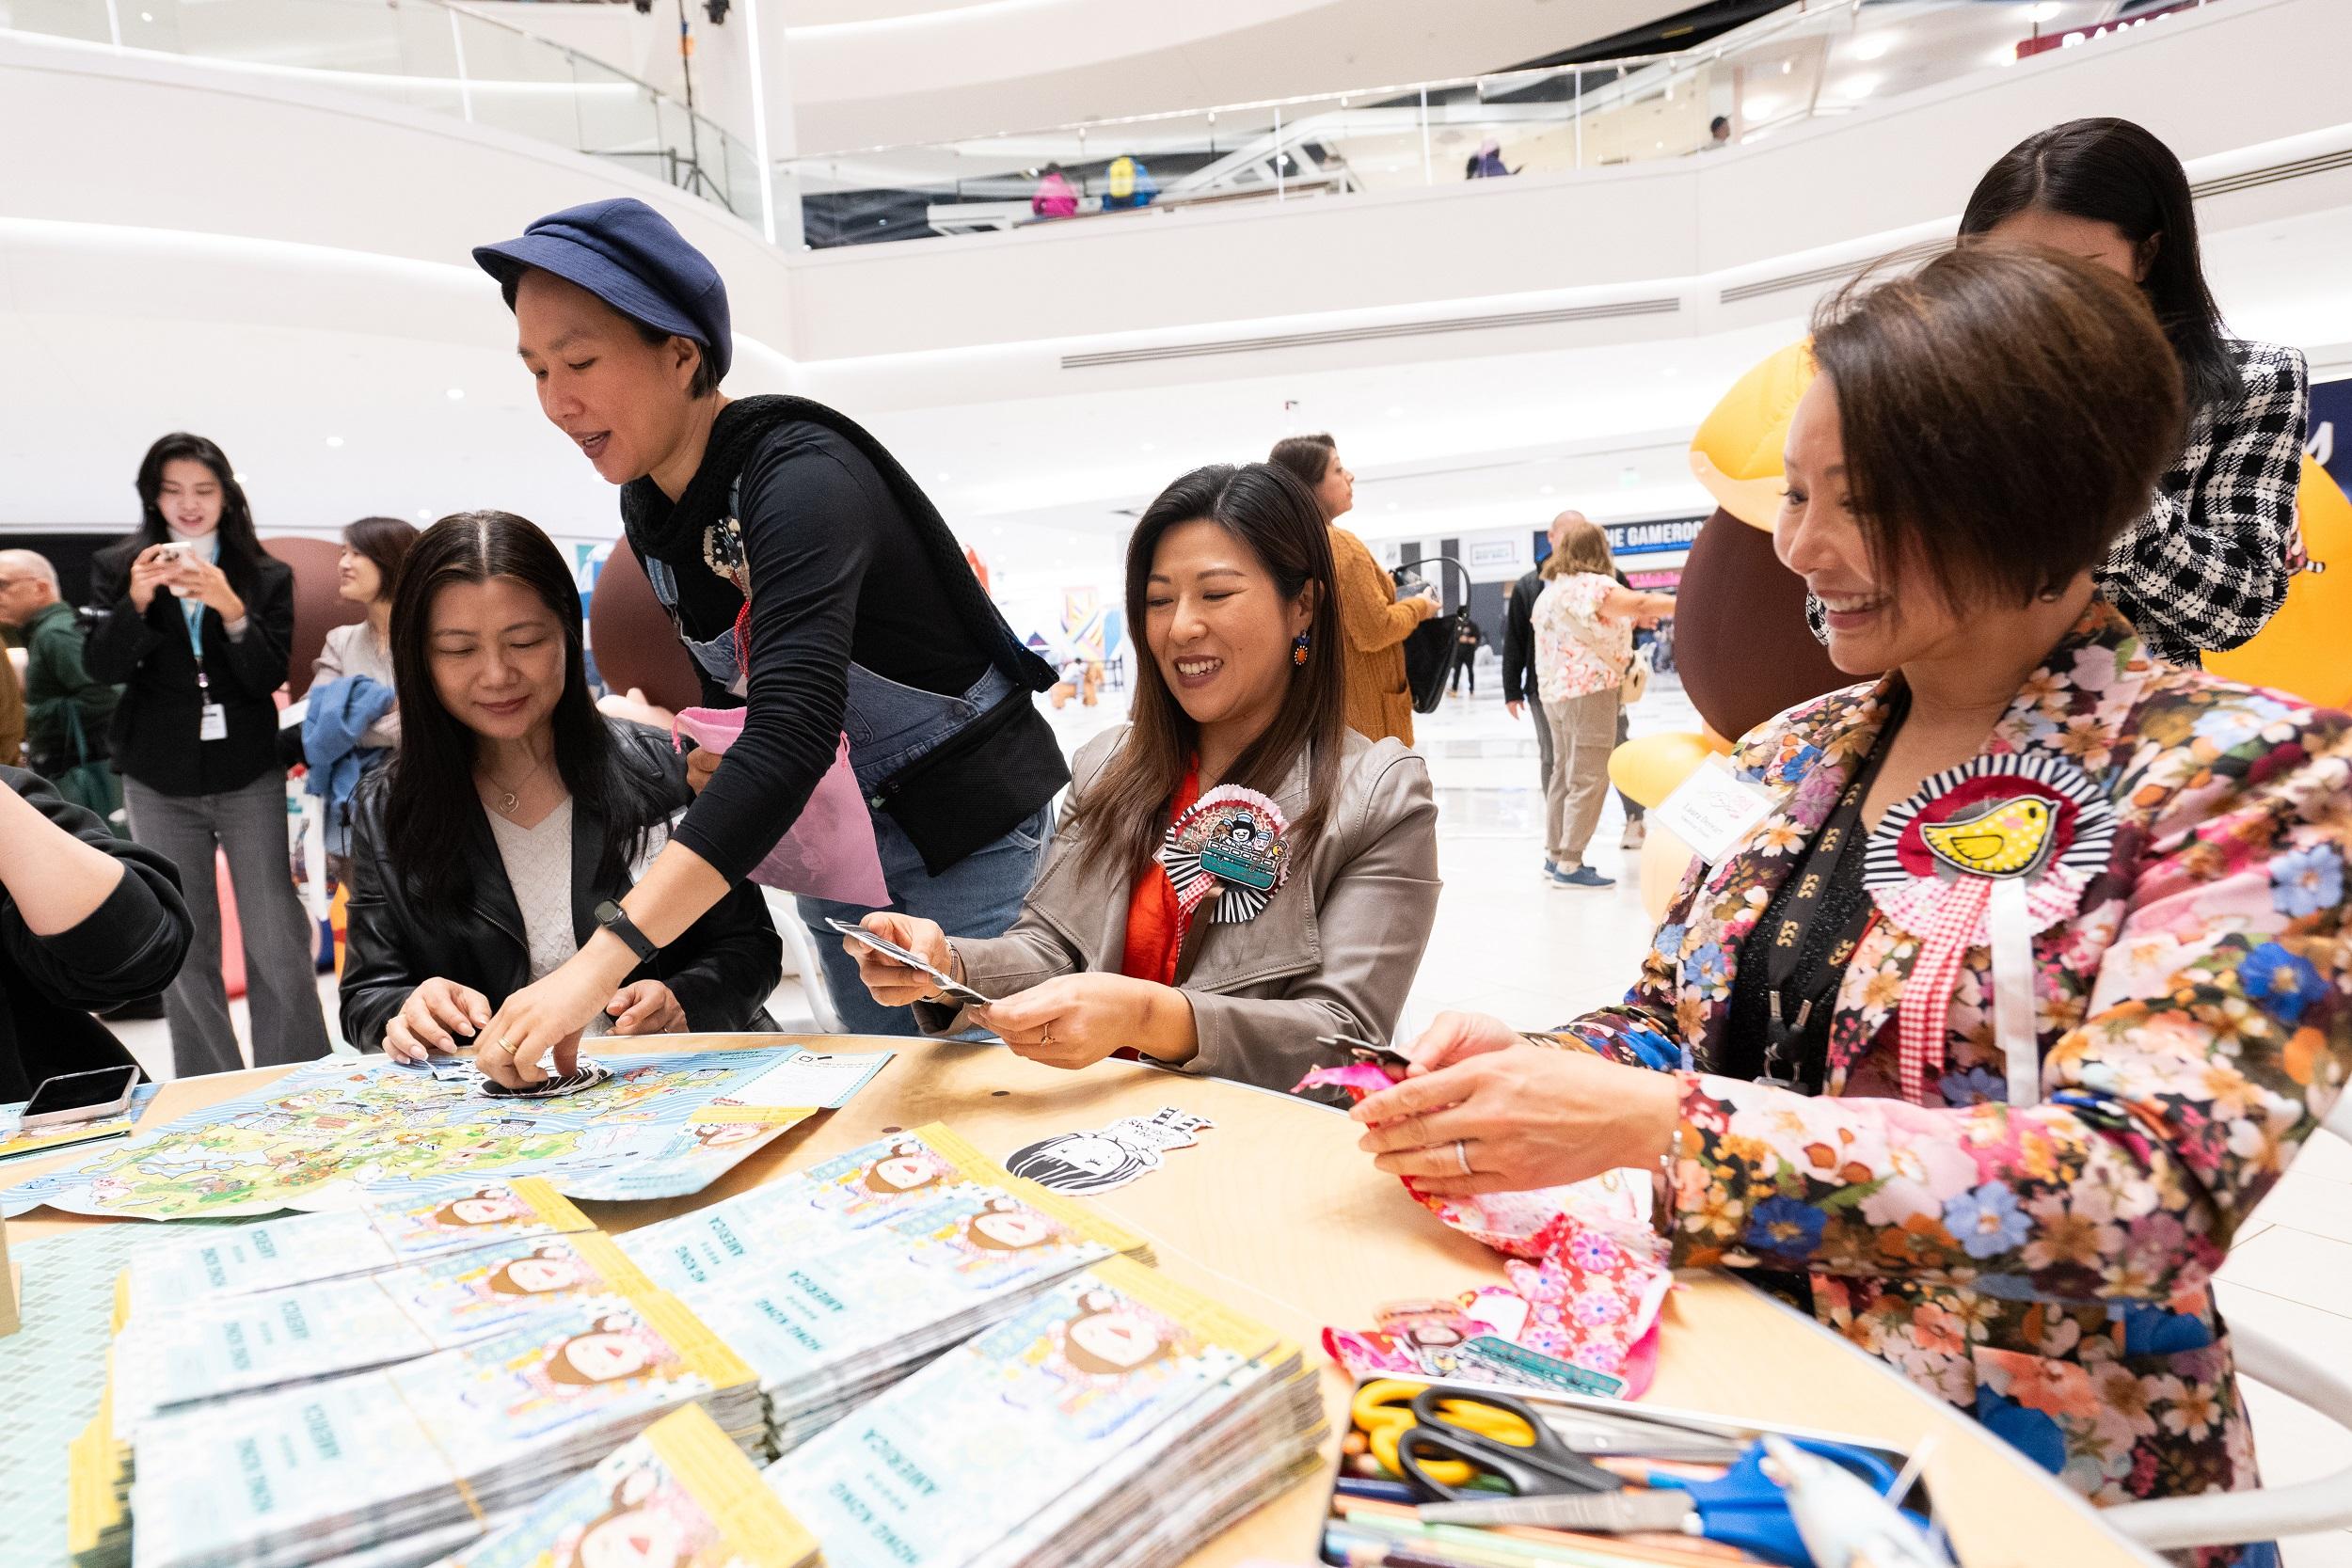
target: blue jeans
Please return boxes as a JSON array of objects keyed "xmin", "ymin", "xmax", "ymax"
[
  {"xmin": 800, "ymin": 802, "xmax": 1050, "ymax": 1036},
  {"xmin": 645, "ymin": 549, "xmax": 1053, "ymax": 1036}
]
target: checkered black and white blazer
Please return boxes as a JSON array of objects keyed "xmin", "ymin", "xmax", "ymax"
[
  {"xmin": 2101, "ymin": 338, "xmax": 2309, "ymax": 667},
  {"xmin": 1804, "ymin": 338, "xmax": 2309, "ymax": 667}
]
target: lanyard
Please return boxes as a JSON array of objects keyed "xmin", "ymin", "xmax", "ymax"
[{"xmin": 1756, "ymin": 697, "xmax": 1906, "ymax": 1090}]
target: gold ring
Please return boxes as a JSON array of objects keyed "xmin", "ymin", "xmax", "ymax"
[
  {"xmin": 495, "ymin": 1037, "xmax": 514, "ymax": 1055},
  {"xmin": 1041, "ymin": 1025, "xmax": 1053, "ymax": 1049},
  {"xmin": 1454, "ymin": 1139, "xmax": 1472, "ymax": 1176}
]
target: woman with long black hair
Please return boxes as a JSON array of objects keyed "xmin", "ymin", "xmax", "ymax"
[
  {"xmin": 847, "ymin": 464, "xmax": 1442, "ymax": 1094},
  {"xmin": 463, "ymin": 198, "xmax": 1066, "ymax": 1082},
  {"xmin": 1808, "ymin": 118, "xmax": 2308, "ymax": 668},
  {"xmin": 339, "ymin": 512, "xmax": 780, "ymax": 1061},
  {"xmin": 86, "ymin": 433, "xmax": 328, "ymax": 1076}
]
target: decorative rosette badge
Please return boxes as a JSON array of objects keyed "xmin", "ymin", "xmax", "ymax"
[
  {"xmin": 1862, "ymin": 754, "xmax": 2116, "ymax": 1107},
  {"xmin": 1157, "ymin": 785, "xmax": 1292, "ymax": 926}
]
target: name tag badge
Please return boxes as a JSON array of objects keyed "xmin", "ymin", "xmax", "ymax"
[
  {"xmin": 199, "ymin": 703, "xmax": 229, "ymax": 742},
  {"xmin": 1654, "ymin": 757, "xmax": 1775, "ymax": 865}
]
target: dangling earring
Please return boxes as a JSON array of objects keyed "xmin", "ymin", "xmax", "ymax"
[{"xmin": 1292, "ymin": 630, "xmax": 1311, "ymax": 667}]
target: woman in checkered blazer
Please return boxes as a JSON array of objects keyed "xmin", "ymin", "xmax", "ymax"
[
  {"xmin": 1812, "ymin": 119, "xmax": 2309, "ymax": 668},
  {"xmin": 1959, "ymin": 118, "xmax": 2309, "ymax": 669}
]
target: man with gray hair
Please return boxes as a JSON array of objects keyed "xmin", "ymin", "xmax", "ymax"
[{"xmin": 0, "ymin": 549, "xmax": 119, "ymax": 792}]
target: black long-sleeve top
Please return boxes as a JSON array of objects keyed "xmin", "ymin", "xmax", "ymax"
[
  {"xmin": 84, "ymin": 537, "xmax": 295, "ymax": 796},
  {"xmin": 0, "ymin": 767, "xmax": 192, "ymax": 1101},
  {"xmin": 658, "ymin": 424, "xmax": 991, "ymax": 884}
]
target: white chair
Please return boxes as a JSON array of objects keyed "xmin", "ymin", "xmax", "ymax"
[
  {"xmin": 2106, "ymin": 1101, "xmax": 2352, "ymax": 1552},
  {"xmin": 767, "ymin": 894, "xmax": 842, "ymax": 1036}
]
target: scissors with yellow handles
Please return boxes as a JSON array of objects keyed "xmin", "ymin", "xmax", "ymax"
[{"xmin": 1350, "ymin": 1381, "xmax": 1619, "ymax": 1497}]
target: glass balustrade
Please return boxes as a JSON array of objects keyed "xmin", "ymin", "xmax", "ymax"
[
  {"xmin": 1, "ymin": 0, "xmax": 761, "ymax": 222},
  {"xmin": 780, "ymin": 0, "xmax": 2220, "ymax": 249}
]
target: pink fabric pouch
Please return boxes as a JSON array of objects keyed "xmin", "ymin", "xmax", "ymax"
[{"xmin": 671, "ymin": 707, "xmax": 890, "ymax": 906}]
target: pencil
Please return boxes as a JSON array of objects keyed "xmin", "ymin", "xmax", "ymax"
[{"xmin": 1330, "ymin": 1515, "xmax": 1722, "ymax": 1568}]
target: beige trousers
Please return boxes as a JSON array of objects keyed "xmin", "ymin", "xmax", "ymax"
[{"xmin": 1543, "ymin": 689, "xmax": 1621, "ymax": 870}]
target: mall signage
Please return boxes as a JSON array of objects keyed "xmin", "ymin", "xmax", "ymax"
[{"xmin": 1604, "ymin": 516, "xmax": 1705, "ymax": 556}]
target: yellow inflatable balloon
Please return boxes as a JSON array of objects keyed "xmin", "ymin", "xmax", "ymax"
[
  {"xmin": 1609, "ymin": 731, "xmax": 1733, "ymax": 812},
  {"xmin": 1639, "ymin": 822, "xmax": 1701, "ymax": 924},
  {"xmin": 1687, "ymin": 341, "xmax": 1815, "ymax": 531},
  {"xmin": 2204, "ymin": 455, "xmax": 2352, "ymax": 711}
]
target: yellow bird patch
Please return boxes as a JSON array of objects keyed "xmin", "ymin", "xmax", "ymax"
[{"xmin": 1919, "ymin": 796, "xmax": 2056, "ymax": 877}]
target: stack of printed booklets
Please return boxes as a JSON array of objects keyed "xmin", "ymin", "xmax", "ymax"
[
  {"xmin": 761, "ymin": 1255, "xmax": 1325, "ymax": 1568},
  {"xmin": 72, "ymin": 1180, "xmax": 762, "ymax": 1568},
  {"xmin": 620, "ymin": 1123, "xmax": 1156, "ymax": 1451}
]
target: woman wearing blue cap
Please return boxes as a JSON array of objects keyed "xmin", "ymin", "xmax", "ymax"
[{"xmin": 466, "ymin": 198, "xmax": 1067, "ymax": 1078}]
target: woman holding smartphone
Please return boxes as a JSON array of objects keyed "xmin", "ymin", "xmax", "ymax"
[{"xmin": 86, "ymin": 433, "xmax": 331, "ymax": 1077}]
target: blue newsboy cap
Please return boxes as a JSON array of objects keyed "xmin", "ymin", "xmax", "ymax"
[{"xmin": 473, "ymin": 198, "xmax": 733, "ymax": 382}]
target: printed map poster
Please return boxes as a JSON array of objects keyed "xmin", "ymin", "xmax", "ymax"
[{"xmin": 3, "ymin": 1048, "xmax": 867, "ymax": 1222}]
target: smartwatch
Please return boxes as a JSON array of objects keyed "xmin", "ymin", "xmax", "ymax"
[{"xmin": 593, "ymin": 899, "xmax": 660, "ymax": 964}]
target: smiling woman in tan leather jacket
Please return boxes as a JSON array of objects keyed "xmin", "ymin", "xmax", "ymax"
[{"xmin": 847, "ymin": 463, "xmax": 1440, "ymax": 1096}]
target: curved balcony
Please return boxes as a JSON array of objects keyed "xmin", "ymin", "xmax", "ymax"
[{"xmin": 0, "ymin": 0, "xmax": 763, "ymax": 219}]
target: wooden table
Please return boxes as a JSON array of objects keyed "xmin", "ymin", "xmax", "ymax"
[{"xmin": 12, "ymin": 1038, "xmax": 2163, "ymax": 1568}]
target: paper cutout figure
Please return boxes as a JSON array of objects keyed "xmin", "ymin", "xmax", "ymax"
[{"xmin": 1005, "ymin": 1107, "xmax": 1213, "ymax": 1195}]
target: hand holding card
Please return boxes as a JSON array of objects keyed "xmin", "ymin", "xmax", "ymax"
[{"xmin": 830, "ymin": 916, "xmax": 998, "ymax": 1007}]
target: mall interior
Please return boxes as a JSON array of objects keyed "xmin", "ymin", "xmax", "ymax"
[{"xmin": 5, "ymin": 1, "xmax": 2352, "ymax": 1566}]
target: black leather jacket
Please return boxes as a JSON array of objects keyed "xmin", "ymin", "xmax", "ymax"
[{"xmin": 339, "ymin": 721, "xmax": 782, "ymax": 1052}]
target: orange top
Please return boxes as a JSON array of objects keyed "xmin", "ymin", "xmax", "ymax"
[{"xmin": 1118, "ymin": 762, "xmax": 1202, "ymax": 986}]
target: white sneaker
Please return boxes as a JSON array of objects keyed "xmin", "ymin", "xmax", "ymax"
[{"xmin": 1622, "ymin": 819, "xmax": 1647, "ymax": 850}]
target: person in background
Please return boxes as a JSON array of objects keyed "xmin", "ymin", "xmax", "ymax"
[
  {"xmin": 1705, "ymin": 115, "xmax": 1732, "ymax": 150},
  {"xmin": 1448, "ymin": 616, "xmax": 1483, "ymax": 696},
  {"xmin": 0, "ymin": 549, "xmax": 120, "ymax": 817},
  {"xmin": 1533, "ymin": 520, "xmax": 1673, "ymax": 889},
  {"xmin": 0, "ymin": 765, "xmax": 192, "ymax": 1103},
  {"xmin": 1612, "ymin": 565, "xmax": 1649, "ymax": 851},
  {"xmin": 1807, "ymin": 117, "xmax": 2308, "ymax": 667},
  {"xmin": 1465, "ymin": 138, "xmax": 1514, "ymax": 179},
  {"xmin": 1031, "ymin": 165, "xmax": 1079, "ymax": 221},
  {"xmin": 85, "ymin": 434, "xmax": 329, "ymax": 1078},
  {"xmin": 341, "ymin": 512, "xmax": 780, "ymax": 1060},
  {"xmin": 465, "ymin": 199, "xmax": 1065, "ymax": 1079},
  {"xmin": 1502, "ymin": 512, "xmax": 1574, "ymax": 837},
  {"xmin": 0, "ymin": 638, "xmax": 21, "ymax": 768},
  {"xmin": 308, "ymin": 516, "xmax": 421, "ymax": 884},
  {"xmin": 846, "ymin": 464, "xmax": 1439, "ymax": 1096},
  {"xmin": 1267, "ymin": 434, "xmax": 1438, "ymax": 747},
  {"xmin": 1352, "ymin": 245, "xmax": 2352, "ymax": 1560},
  {"xmin": 1102, "ymin": 155, "xmax": 1157, "ymax": 211},
  {"xmin": 313, "ymin": 516, "xmax": 419, "ymax": 750}
]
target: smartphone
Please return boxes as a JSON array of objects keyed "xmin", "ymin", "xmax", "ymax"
[
  {"xmin": 20, "ymin": 1066, "xmax": 142, "ymax": 1130},
  {"xmin": 825, "ymin": 917, "xmax": 997, "ymax": 1006},
  {"xmin": 151, "ymin": 541, "xmax": 195, "ymax": 596}
]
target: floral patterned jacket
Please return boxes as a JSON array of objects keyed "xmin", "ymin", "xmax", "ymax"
[{"xmin": 1562, "ymin": 604, "xmax": 2351, "ymax": 1549}]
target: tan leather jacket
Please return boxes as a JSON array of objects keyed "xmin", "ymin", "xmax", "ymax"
[{"xmin": 922, "ymin": 725, "xmax": 1440, "ymax": 1094}]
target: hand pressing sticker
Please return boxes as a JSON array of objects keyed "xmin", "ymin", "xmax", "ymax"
[
  {"xmin": 476, "ymin": 1061, "xmax": 613, "ymax": 1100},
  {"xmin": 1006, "ymin": 1105, "xmax": 1213, "ymax": 1195}
]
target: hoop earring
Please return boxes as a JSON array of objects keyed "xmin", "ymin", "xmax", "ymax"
[{"xmin": 1292, "ymin": 630, "xmax": 1311, "ymax": 667}]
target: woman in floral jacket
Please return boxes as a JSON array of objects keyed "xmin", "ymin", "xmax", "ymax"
[{"xmin": 1350, "ymin": 245, "xmax": 2349, "ymax": 1567}]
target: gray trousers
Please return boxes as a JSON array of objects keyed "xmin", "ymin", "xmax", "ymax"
[
  {"xmin": 1543, "ymin": 690, "xmax": 1621, "ymax": 870},
  {"xmin": 124, "ymin": 771, "xmax": 330, "ymax": 1078}
]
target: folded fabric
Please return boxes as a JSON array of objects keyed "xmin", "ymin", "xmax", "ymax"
[
  {"xmin": 672, "ymin": 707, "xmax": 888, "ymax": 905},
  {"xmin": 1297, "ymin": 1059, "xmax": 1672, "ymax": 1396}
]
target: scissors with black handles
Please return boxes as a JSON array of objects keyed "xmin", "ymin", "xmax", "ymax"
[{"xmin": 1392, "ymin": 1386, "xmax": 1626, "ymax": 1502}]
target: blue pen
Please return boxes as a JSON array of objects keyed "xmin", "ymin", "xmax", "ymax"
[{"xmin": 1334, "ymin": 1477, "xmax": 1422, "ymax": 1505}]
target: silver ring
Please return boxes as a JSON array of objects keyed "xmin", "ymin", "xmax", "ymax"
[{"xmin": 1454, "ymin": 1139, "xmax": 1472, "ymax": 1176}]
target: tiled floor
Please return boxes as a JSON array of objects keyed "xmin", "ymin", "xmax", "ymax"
[{"xmin": 104, "ymin": 671, "xmax": 2352, "ymax": 1563}]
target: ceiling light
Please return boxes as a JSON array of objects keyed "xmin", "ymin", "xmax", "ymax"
[
  {"xmin": 2028, "ymin": 1, "xmax": 2061, "ymax": 18},
  {"xmin": 445, "ymin": 388, "xmax": 465, "ymax": 401},
  {"xmin": 1993, "ymin": 45, "xmax": 2019, "ymax": 67},
  {"xmin": 1851, "ymin": 33, "xmax": 1894, "ymax": 62},
  {"xmin": 325, "ymin": 436, "xmax": 344, "ymax": 449},
  {"xmin": 139, "ymin": 8, "xmax": 151, "ymax": 18},
  {"xmin": 935, "ymin": 471, "xmax": 950, "ymax": 483},
  {"xmin": 1836, "ymin": 73, "xmax": 1881, "ymax": 101},
  {"xmin": 415, "ymin": 508, "xmax": 433, "ymax": 521},
  {"xmin": 1745, "ymin": 94, "xmax": 1783, "ymax": 119},
  {"xmin": 1780, "ymin": 60, "xmax": 1791, "ymax": 75}
]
